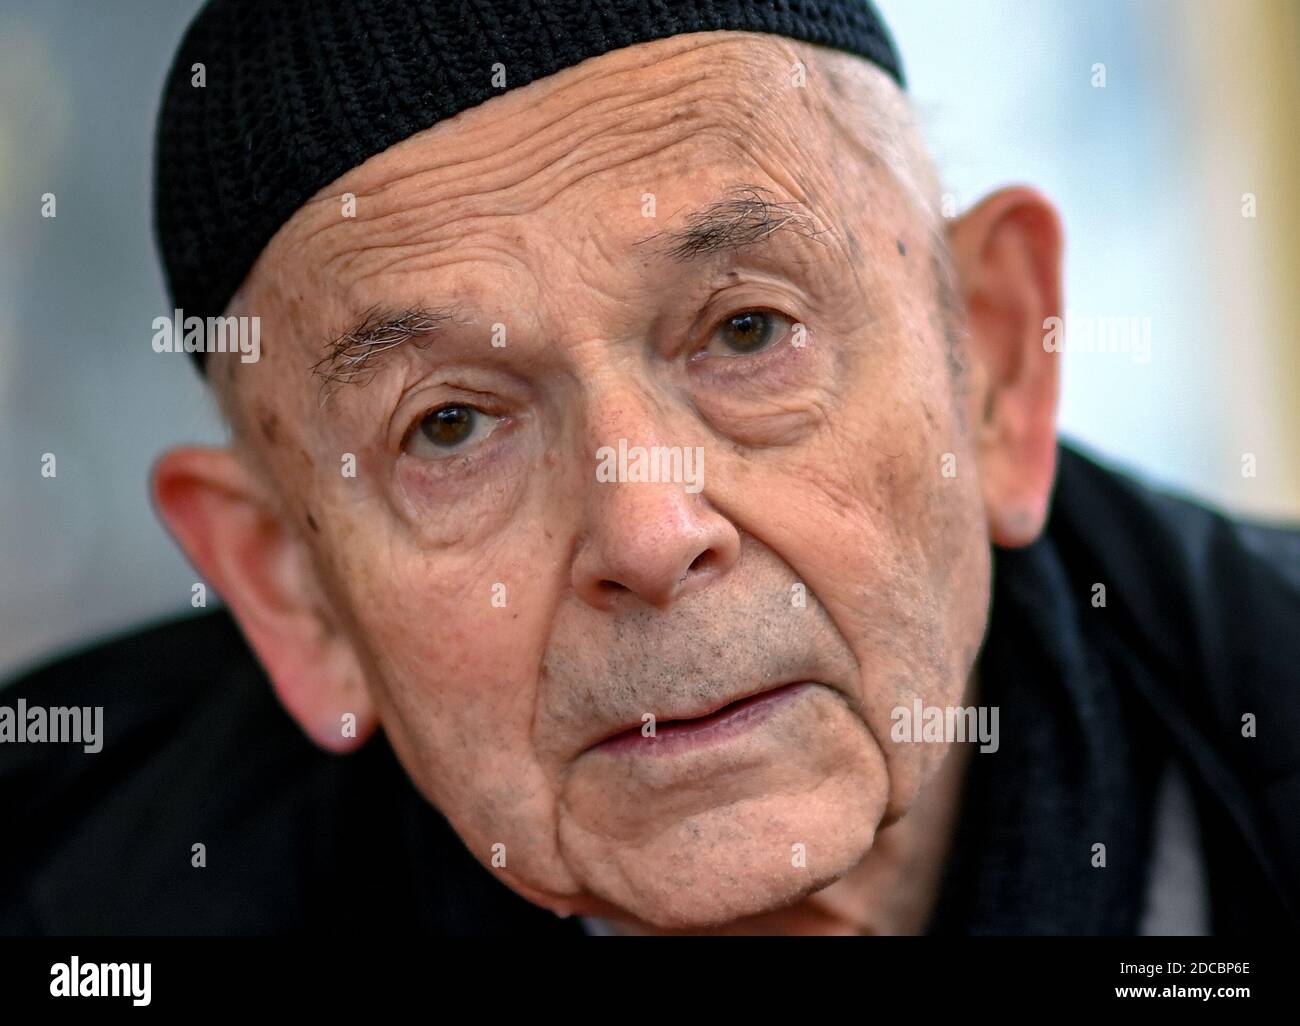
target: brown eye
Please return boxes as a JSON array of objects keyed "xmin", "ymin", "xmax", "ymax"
[
  {"xmin": 709, "ymin": 310, "xmax": 791, "ymax": 355},
  {"xmin": 421, "ymin": 405, "xmax": 475, "ymax": 447},
  {"xmin": 405, "ymin": 403, "xmax": 499, "ymax": 459}
]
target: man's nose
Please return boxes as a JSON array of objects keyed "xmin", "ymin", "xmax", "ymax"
[{"xmin": 571, "ymin": 427, "xmax": 740, "ymax": 612}]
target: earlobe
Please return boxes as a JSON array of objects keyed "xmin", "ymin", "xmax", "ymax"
[
  {"xmin": 150, "ymin": 446, "xmax": 379, "ymax": 752},
  {"xmin": 946, "ymin": 187, "xmax": 1064, "ymax": 548}
]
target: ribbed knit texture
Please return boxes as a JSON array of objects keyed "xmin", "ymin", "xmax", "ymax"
[{"xmin": 152, "ymin": 0, "xmax": 903, "ymax": 369}]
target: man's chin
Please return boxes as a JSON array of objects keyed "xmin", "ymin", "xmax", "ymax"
[{"xmin": 556, "ymin": 777, "xmax": 886, "ymax": 931}]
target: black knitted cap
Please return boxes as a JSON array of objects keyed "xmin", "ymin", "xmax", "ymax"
[{"xmin": 153, "ymin": 0, "xmax": 904, "ymax": 369}]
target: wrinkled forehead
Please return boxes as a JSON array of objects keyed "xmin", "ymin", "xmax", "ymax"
[
  {"xmin": 228, "ymin": 33, "xmax": 912, "ymax": 402},
  {"xmin": 282, "ymin": 37, "xmax": 863, "ymax": 244}
]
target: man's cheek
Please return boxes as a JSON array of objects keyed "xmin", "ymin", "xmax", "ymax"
[
  {"xmin": 344, "ymin": 554, "xmax": 534, "ymax": 700},
  {"xmin": 361, "ymin": 541, "xmax": 574, "ymax": 725},
  {"xmin": 334, "ymin": 548, "xmax": 579, "ymax": 851},
  {"xmin": 724, "ymin": 431, "xmax": 974, "ymax": 782}
]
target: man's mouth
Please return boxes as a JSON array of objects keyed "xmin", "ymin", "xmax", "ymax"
[{"xmin": 589, "ymin": 681, "xmax": 814, "ymax": 756}]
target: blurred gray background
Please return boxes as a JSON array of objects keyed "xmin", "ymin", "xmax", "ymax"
[{"xmin": 2, "ymin": 0, "xmax": 1299, "ymax": 679}]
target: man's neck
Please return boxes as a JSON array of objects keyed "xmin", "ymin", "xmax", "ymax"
[{"xmin": 589, "ymin": 672, "xmax": 979, "ymax": 936}]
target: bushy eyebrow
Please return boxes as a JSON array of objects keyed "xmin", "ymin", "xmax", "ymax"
[
  {"xmin": 312, "ymin": 302, "xmax": 461, "ymax": 398},
  {"xmin": 636, "ymin": 183, "xmax": 829, "ymax": 261}
]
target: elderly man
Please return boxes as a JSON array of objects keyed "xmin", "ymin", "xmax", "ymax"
[{"xmin": 1, "ymin": 0, "xmax": 1297, "ymax": 937}]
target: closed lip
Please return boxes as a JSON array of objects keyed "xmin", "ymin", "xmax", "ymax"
[{"xmin": 585, "ymin": 680, "xmax": 803, "ymax": 752}]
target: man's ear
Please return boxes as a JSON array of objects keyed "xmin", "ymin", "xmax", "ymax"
[
  {"xmin": 150, "ymin": 446, "xmax": 378, "ymax": 753},
  {"xmin": 946, "ymin": 186, "xmax": 1064, "ymax": 548}
]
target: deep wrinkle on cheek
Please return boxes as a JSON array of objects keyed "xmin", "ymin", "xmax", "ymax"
[{"xmin": 677, "ymin": 461, "xmax": 889, "ymax": 800}]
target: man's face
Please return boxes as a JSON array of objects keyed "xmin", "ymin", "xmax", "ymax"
[{"xmin": 223, "ymin": 32, "xmax": 992, "ymax": 927}]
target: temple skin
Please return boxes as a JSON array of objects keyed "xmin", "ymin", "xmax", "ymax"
[{"xmin": 153, "ymin": 31, "xmax": 1062, "ymax": 933}]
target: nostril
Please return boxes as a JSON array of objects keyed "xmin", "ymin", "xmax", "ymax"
[{"xmin": 687, "ymin": 549, "xmax": 714, "ymax": 575}]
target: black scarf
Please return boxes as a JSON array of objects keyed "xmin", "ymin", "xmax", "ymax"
[{"xmin": 924, "ymin": 536, "xmax": 1167, "ymax": 934}]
